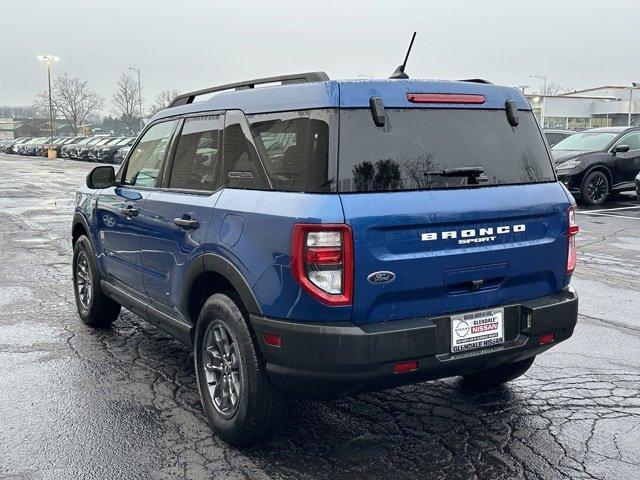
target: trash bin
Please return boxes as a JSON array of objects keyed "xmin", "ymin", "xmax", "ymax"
[{"xmin": 47, "ymin": 149, "xmax": 57, "ymax": 159}]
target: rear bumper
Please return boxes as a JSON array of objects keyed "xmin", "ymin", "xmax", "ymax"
[{"xmin": 250, "ymin": 288, "xmax": 578, "ymax": 399}]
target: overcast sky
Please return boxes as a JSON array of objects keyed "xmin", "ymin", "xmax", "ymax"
[{"xmin": 1, "ymin": 0, "xmax": 639, "ymax": 113}]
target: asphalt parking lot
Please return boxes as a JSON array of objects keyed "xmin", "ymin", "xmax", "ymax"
[{"xmin": 0, "ymin": 153, "xmax": 638, "ymax": 480}]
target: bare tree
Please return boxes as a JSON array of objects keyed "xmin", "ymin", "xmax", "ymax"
[
  {"xmin": 34, "ymin": 73, "xmax": 103, "ymax": 135},
  {"xmin": 541, "ymin": 82, "xmax": 569, "ymax": 96},
  {"xmin": 112, "ymin": 73, "xmax": 142, "ymax": 134},
  {"xmin": 0, "ymin": 105, "xmax": 37, "ymax": 118},
  {"xmin": 151, "ymin": 89, "xmax": 180, "ymax": 115}
]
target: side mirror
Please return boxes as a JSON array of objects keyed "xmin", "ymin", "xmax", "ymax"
[
  {"xmin": 613, "ymin": 144, "xmax": 630, "ymax": 155},
  {"xmin": 86, "ymin": 165, "xmax": 115, "ymax": 189}
]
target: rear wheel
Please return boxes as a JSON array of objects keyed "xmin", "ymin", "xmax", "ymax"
[
  {"xmin": 73, "ymin": 235, "xmax": 121, "ymax": 327},
  {"xmin": 194, "ymin": 293, "xmax": 288, "ymax": 446},
  {"xmin": 580, "ymin": 170, "xmax": 609, "ymax": 206},
  {"xmin": 462, "ymin": 356, "xmax": 535, "ymax": 388}
]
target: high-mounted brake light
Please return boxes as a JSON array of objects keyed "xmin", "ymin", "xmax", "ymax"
[
  {"xmin": 406, "ymin": 93, "xmax": 486, "ymax": 104},
  {"xmin": 566, "ymin": 206, "xmax": 579, "ymax": 274},
  {"xmin": 291, "ymin": 224, "xmax": 353, "ymax": 306}
]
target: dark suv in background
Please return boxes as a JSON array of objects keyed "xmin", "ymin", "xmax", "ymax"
[
  {"xmin": 553, "ymin": 126, "xmax": 640, "ymax": 205},
  {"xmin": 544, "ymin": 129, "xmax": 574, "ymax": 148}
]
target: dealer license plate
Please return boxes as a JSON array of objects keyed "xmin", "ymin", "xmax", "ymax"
[{"xmin": 450, "ymin": 308, "xmax": 504, "ymax": 354}]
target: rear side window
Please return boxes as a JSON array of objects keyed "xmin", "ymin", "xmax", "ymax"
[
  {"xmin": 247, "ymin": 110, "xmax": 333, "ymax": 192},
  {"xmin": 222, "ymin": 110, "xmax": 270, "ymax": 190},
  {"xmin": 338, "ymin": 109, "xmax": 555, "ymax": 192},
  {"xmin": 124, "ymin": 120, "xmax": 177, "ymax": 187},
  {"xmin": 169, "ymin": 115, "xmax": 221, "ymax": 191}
]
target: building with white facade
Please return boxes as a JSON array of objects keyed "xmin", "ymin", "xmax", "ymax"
[{"xmin": 526, "ymin": 86, "xmax": 639, "ymax": 130}]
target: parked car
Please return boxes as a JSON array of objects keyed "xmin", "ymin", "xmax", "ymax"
[
  {"xmin": 73, "ymin": 137, "xmax": 113, "ymax": 160},
  {"xmin": 113, "ymin": 145, "xmax": 131, "ymax": 164},
  {"xmin": 37, "ymin": 137, "xmax": 70, "ymax": 156},
  {"xmin": 87, "ymin": 137, "xmax": 125, "ymax": 161},
  {"xmin": 0, "ymin": 139, "xmax": 13, "ymax": 152},
  {"xmin": 73, "ymin": 72, "xmax": 578, "ymax": 446},
  {"xmin": 553, "ymin": 126, "xmax": 640, "ymax": 205},
  {"xmin": 48, "ymin": 137, "xmax": 87, "ymax": 157},
  {"xmin": 61, "ymin": 137, "xmax": 97, "ymax": 158},
  {"xmin": 92, "ymin": 137, "xmax": 136, "ymax": 163},
  {"xmin": 13, "ymin": 137, "xmax": 38, "ymax": 155},
  {"xmin": 23, "ymin": 137, "xmax": 52, "ymax": 156},
  {"xmin": 635, "ymin": 171, "xmax": 640, "ymax": 199},
  {"xmin": 543, "ymin": 129, "xmax": 574, "ymax": 147}
]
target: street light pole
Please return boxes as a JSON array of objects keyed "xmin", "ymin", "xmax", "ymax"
[
  {"xmin": 37, "ymin": 55, "xmax": 59, "ymax": 140},
  {"xmin": 129, "ymin": 67, "xmax": 143, "ymax": 132},
  {"xmin": 530, "ymin": 75, "xmax": 548, "ymax": 127}
]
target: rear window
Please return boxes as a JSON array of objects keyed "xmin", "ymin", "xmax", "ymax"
[{"xmin": 338, "ymin": 109, "xmax": 555, "ymax": 192}]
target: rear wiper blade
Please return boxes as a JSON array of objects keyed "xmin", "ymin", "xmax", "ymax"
[{"xmin": 424, "ymin": 166, "xmax": 485, "ymax": 177}]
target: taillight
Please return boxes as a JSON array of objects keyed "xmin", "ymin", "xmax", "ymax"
[
  {"xmin": 291, "ymin": 224, "xmax": 353, "ymax": 306},
  {"xmin": 566, "ymin": 206, "xmax": 579, "ymax": 274},
  {"xmin": 406, "ymin": 93, "xmax": 486, "ymax": 104}
]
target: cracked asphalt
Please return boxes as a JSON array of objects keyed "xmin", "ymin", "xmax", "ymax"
[{"xmin": 0, "ymin": 153, "xmax": 639, "ymax": 480}]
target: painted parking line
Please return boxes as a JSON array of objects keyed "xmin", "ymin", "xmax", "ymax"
[
  {"xmin": 576, "ymin": 211, "xmax": 640, "ymax": 220},
  {"xmin": 578, "ymin": 205, "xmax": 640, "ymax": 214}
]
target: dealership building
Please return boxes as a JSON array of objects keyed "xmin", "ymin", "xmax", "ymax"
[{"xmin": 526, "ymin": 86, "xmax": 640, "ymax": 130}]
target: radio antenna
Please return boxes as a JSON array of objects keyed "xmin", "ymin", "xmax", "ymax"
[{"xmin": 389, "ymin": 32, "xmax": 417, "ymax": 79}]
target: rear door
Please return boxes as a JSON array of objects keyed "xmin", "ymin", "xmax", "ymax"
[
  {"xmin": 140, "ymin": 115, "xmax": 222, "ymax": 313},
  {"xmin": 338, "ymin": 108, "xmax": 571, "ymax": 325},
  {"xmin": 612, "ymin": 131, "xmax": 640, "ymax": 187}
]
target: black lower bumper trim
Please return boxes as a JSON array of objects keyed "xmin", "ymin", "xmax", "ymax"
[{"xmin": 249, "ymin": 289, "xmax": 578, "ymax": 399}]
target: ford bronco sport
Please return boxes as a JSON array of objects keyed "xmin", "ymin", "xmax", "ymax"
[{"xmin": 72, "ymin": 71, "xmax": 579, "ymax": 445}]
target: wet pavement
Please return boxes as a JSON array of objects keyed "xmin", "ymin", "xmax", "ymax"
[{"xmin": 0, "ymin": 153, "xmax": 639, "ymax": 480}]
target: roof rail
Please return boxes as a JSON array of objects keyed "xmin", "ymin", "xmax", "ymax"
[
  {"xmin": 169, "ymin": 71, "xmax": 330, "ymax": 108},
  {"xmin": 457, "ymin": 78, "xmax": 493, "ymax": 84}
]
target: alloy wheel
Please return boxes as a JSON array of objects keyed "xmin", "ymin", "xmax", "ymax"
[
  {"xmin": 75, "ymin": 251, "xmax": 93, "ymax": 310},
  {"xmin": 202, "ymin": 321, "xmax": 242, "ymax": 418},
  {"xmin": 587, "ymin": 174, "xmax": 608, "ymax": 204}
]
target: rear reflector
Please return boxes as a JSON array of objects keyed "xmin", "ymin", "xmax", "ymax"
[
  {"xmin": 306, "ymin": 247, "xmax": 342, "ymax": 264},
  {"xmin": 538, "ymin": 333, "xmax": 555, "ymax": 345},
  {"xmin": 566, "ymin": 206, "xmax": 579, "ymax": 274},
  {"xmin": 263, "ymin": 332, "xmax": 282, "ymax": 347},
  {"xmin": 394, "ymin": 361, "xmax": 418, "ymax": 374},
  {"xmin": 406, "ymin": 93, "xmax": 486, "ymax": 104}
]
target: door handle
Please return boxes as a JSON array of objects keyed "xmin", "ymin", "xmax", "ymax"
[
  {"xmin": 120, "ymin": 205, "xmax": 139, "ymax": 217},
  {"xmin": 173, "ymin": 217, "xmax": 199, "ymax": 229}
]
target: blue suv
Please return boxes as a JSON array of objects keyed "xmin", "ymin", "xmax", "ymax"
[{"xmin": 72, "ymin": 72, "xmax": 579, "ymax": 445}]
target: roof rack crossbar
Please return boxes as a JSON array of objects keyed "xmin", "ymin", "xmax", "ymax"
[
  {"xmin": 457, "ymin": 78, "xmax": 493, "ymax": 84},
  {"xmin": 169, "ymin": 71, "xmax": 330, "ymax": 108}
]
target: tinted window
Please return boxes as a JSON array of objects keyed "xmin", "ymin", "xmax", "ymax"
[
  {"xmin": 124, "ymin": 120, "xmax": 177, "ymax": 187},
  {"xmin": 616, "ymin": 131, "xmax": 640, "ymax": 150},
  {"xmin": 552, "ymin": 131, "xmax": 617, "ymax": 151},
  {"xmin": 545, "ymin": 133, "xmax": 562, "ymax": 146},
  {"xmin": 248, "ymin": 110, "xmax": 333, "ymax": 192},
  {"xmin": 169, "ymin": 115, "xmax": 221, "ymax": 191},
  {"xmin": 338, "ymin": 109, "xmax": 555, "ymax": 192},
  {"xmin": 222, "ymin": 110, "xmax": 270, "ymax": 190}
]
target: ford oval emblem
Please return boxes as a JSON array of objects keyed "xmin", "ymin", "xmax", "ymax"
[{"xmin": 367, "ymin": 271, "xmax": 396, "ymax": 284}]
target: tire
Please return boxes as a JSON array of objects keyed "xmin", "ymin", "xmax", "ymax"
[
  {"xmin": 194, "ymin": 293, "xmax": 288, "ymax": 446},
  {"xmin": 462, "ymin": 356, "xmax": 535, "ymax": 388},
  {"xmin": 72, "ymin": 235, "xmax": 121, "ymax": 327},
  {"xmin": 580, "ymin": 170, "xmax": 610, "ymax": 206}
]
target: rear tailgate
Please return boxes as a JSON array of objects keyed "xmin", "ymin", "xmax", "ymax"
[
  {"xmin": 341, "ymin": 184, "xmax": 570, "ymax": 325},
  {"xmin": 336, "ymin": 98, "xmax": 570, "ymax": 325}
]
